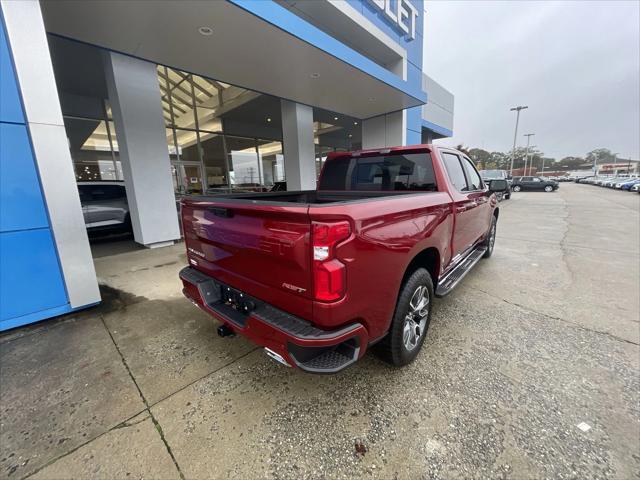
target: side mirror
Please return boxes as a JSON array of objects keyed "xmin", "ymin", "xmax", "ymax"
[{"xmin": 488, "ymin": 179, "xmax": 508, "ymax": 192}]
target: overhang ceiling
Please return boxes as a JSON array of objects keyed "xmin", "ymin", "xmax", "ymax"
[{"xmin": 40, "ymin": 0, "xmax": 423, "ymax": 120}]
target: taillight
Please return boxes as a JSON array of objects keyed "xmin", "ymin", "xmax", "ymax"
[{"xmin": 312, "ymin": 221, "xmax": 350, "ymax": 301}]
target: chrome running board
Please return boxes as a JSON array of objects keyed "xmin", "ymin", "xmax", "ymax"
[{"xmin": 435, "ymin": 246, "xmax": 486, "ymax": 297}]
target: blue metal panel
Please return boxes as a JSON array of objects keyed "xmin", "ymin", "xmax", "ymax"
[
  {"xmin": 0, "ymin": 229, "xmax": 69, "ymax": 324},
  {"xmin": 228, "ymin": 0, "xmax": 426, "ymax": 104},
  {"xmin": 0, "ymin": 13, "xmax": 23, "ymax": 124},
  {"xmin": 406, "ymin": 105, "xmax": 422, "ymax": 133},
  {"xmin": 0, "ymin": 123, "xmax": 49, "ymax": 232},
  {"xmin": 422, "ymin": 119, "xmax": 453, "ymax": 138},
  {"xmin": 0, "ymin": 8, "xmax": 72, "ymax": 331},
  {"xmin": 406, "ymin": 128, "xmax": 421, "ymax": 146},
  {"xmin": 0, "ymin": 303, "xmax": 74, "ymax": 331},
  {"xmin": 405, "ymin": 31, "xmax": 423, "ymax": 70}
]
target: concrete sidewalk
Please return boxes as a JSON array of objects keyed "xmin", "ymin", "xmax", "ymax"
[{"xmin": 1, "ymin": 183, "xmax": 638, "ymax": 479}]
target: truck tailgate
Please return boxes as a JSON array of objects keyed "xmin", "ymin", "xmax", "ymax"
[{"xmin": 181, "ymin": 198, "xmax": 313, "ymax": 316}]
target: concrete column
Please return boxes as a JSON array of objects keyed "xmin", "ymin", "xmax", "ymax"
[
  {"xmin": 362, "ymin": 111, "xmax": 406, "ymax": 148},
  {"xmin": 281, "ymin": 100, "xmax": 316, "ymax": 190},
  {"xmin": 103, "ymin": 52, "xmax": 180, "ymax": 248}
]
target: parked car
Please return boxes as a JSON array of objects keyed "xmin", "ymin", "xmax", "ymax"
[
  {"xmin": 511, "ymin": 176, "xmax": 559, "ymax": 192},
  {"xmin": 575, "ymin": 176, "xmax": 594, "ymax": 183},
  {"xmin": 479, "ymin": 169, "xmax": 511, "ymax": 199},
  {"xmin": 179, "ymin": 145, "xmax": 503, "ymax": 373},
  {"xmin": 631, "ymin": 183, "xmax": 640, "ymax": 193},
  {"xmin": 77, "ymin": 181, "xmax": 131, "ymax": 232},
  {"xmin": 606, "ymin": 176, "xmax": 632, "ymax": 188},
  {"xmin": 615, "ymin": 179, "xmax": 640, "ymax": 190}
]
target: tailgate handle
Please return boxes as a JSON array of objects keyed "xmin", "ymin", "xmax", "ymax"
[{"xmin": 208, "ymin": 207, "xmax": 234, "ymax": 218}]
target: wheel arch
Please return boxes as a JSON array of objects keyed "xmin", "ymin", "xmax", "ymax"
[{"xmin": 401, "ymin": 247, "xmax": 441, "ymax": 291}]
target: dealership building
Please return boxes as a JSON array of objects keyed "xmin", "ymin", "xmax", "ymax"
[{"xmin": 0, "ymin": 0, "xmax": 454, "ymax": 330}]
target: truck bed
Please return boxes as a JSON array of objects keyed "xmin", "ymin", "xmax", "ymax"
[{"xmin": 186, "ymin": 189, "xmax": 435, "ymax": 206}]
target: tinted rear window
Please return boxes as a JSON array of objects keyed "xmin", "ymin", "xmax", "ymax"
[
  {"xmin": 319, "ymin": 153, "xmax": 436, "ymax": 191},
  {"xmin": 78, "ymin": 184, "xmax": 126, "ymax": 201}
]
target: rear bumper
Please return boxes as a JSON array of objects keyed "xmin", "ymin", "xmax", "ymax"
[{"xmin": 179, "ymin": 267, "xmax": 368, "ymax": 373}]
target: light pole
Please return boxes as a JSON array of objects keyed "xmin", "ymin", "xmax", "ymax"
[
  {"xmin": 509, "ymin": 106, "xmax": 528, "ymax": 174},
  {"xmin": 523, "ymin": 133, "xmax": 535, "ymax": 175}
]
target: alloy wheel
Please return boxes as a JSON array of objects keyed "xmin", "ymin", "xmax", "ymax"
[
  {"xmin": 488, "ymin": 221, "xmax": 496, "ymax": 252},
  {"xmin": 403, "ymin": 286, "xmax": 430, "ymax": 351}
]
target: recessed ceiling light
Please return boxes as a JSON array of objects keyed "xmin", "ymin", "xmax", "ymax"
[
  {"xmin": 198, "ymin": 26, "xmax": 214, "ymax": 36},
  {"xmin": 353, "ymin": 121, "xmax": 358, "ymax": 125},
  {"xmin": 333, "ymin": 116, "xmax": 338, "ymax": 121},
  {"xmin": 310, "ymin": 73, "xmax": 320, "ymax": 79},
  {"xmin": 266, "ymin": 117, "xmax": 272, "ymax": 122},
  {"xmin": 348, "ymin": 134, "xmax": 353, "ymax": 138}
]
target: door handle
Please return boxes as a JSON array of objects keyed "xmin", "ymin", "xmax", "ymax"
[{"xmin": 456, "ymin": 201, "xmax": 477, "ymax": 213}]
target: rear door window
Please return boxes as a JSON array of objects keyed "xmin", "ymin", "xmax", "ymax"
[
  {"xmin": 461, "ymin": 157, "xmax": 483, "ymax": 191},
  {"xmin": 78, "ymin": 185, "xmax": 92, "ymax": 202},
  {"xmin": 441, "ymin": 152, "xmax": 468, "ymax": 191},
  {"xmin": 319, "ymin": 153, "xmax": 436, "ymax": 191},
  {"xmin": 90, "ymin": 185, "xmax": 125, "ymax": 201}
]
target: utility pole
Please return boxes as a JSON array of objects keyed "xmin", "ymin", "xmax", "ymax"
[
  {"xmin": 523, "ymin": 133, "xmax": 535, "ymax": 175},
  {"xmin": 509, "ymin": 106, "xmax": 528, "ymax": 174}
]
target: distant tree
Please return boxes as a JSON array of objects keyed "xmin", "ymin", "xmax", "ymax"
[
  {"xmin": 586, "ymin": 148, "xmax": 617, "ymax": 165},
  {"xmin": 488, "ymin": 151, "xmax": 509, "ymax": 170},
  {"xmin": 557, "ymin": 156, "xmax": 587, "ymax": 170},
  {"xmin": 453, "ymin": 145, "xmax": 620, "ymax": 173},
  {"xmin": 468, "ymin": 148, "xmax": 491, "ymax": 169}
]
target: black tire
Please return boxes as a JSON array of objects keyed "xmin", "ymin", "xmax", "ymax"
[
  {"xmin": 504, "ymin": 193, "xmax": 511, "ymax": 200},
  {"xmin": 122, "ymin": 213, "xmax": 132, "ymax": 233},
  {"xmin": 512, "ymin": 185, "xmax": 522, "ymax": 192},
  {"xmin": 377, "ymin": 268, "xmax": 434, "ymax": 367},
  {"xmin": 482, "ymin": 215, "xmax": 497, "ymax": 258},
  {"xmin": 544, "ymin": 185, "xmax": 553, "ymax": 192}
]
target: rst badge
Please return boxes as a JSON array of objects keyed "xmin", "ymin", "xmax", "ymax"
[{"xmin": 282, "ymin": 283, "xmax": 306, "ymax": 294}]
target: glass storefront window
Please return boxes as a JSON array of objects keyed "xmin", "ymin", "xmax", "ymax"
[
  {"xmin": 315, "ymin": 145, "xmax": 334, "ymax": 179},
  {"xmin": 64, "ymin": 117, "xmax": 122, "ymax": 181},
  {"xmin": 158, "ymin": 66, "xmax": 278, "ymax": 194},
  {"xmin": 225, "ymin": 136, "xmax": 262, "ymax": 191},
  {"xmin": 258, "ymin": 140, "xmax": 285, "ymax": 187},
  {"xmin": 180, "ymin": 164, "xmax": 204, "ymax": 195},
  {"xmin": 200, "ymin": 133, "xmax": 228, "ymax": 193},
  {"xmin": 174, "ymin": 129, "xmax": 201, "ymax": 163}
]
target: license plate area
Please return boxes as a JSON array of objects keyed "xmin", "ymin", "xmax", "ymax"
[
  {"xmin": 220, "ymin": 284, "xmax": 258, "ymax": 315},
  {"xmin": 199, "ymin": 281, "xmax": 261, "ymax": 328}
]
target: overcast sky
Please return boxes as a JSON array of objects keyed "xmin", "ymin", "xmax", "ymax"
[{"xmin": 423, "ymin": 1, "xmax": 640, "ymax": 161}]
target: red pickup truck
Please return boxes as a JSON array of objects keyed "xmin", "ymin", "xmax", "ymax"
[{"xmin": 179, "ymin": 145, "xmax": 505, "ymax": 373}]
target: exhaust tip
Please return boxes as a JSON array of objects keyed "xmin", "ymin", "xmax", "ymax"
[{"xmin": 264, "ymin": 348, "xmax": 291, "ymax": 367}]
